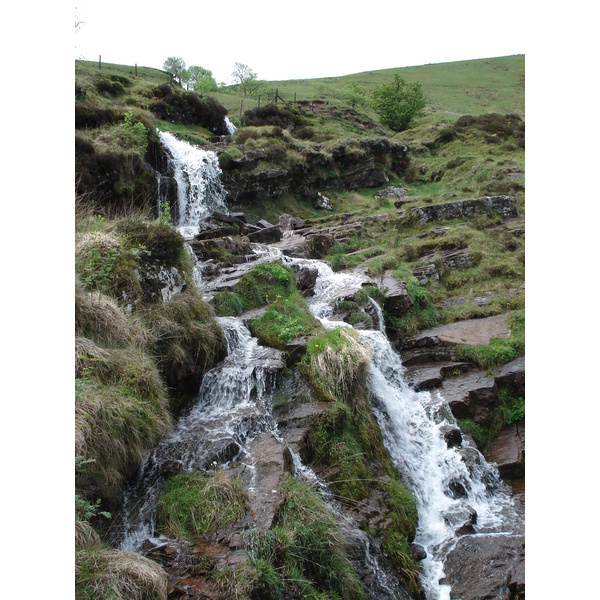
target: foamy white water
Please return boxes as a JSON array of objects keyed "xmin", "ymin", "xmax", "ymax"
[{"xmin": 158, "ymin": 130, "xmax": 228, "ymax": 239}]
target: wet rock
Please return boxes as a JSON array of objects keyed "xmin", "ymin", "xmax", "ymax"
[
  {"xmin": 404, "ymin": 361, "xmax": 470, "ymax": 391},
  {"xmin": 486, "ymin": 419, "xmax": 525, "ymax": 480},
  {"xmin": 442, "ymin": 533, "xmax": 525, "ymax": 600},
  {"xmin": 440, "ymin": 370, "xmax": 498, "ymax": 425},
  {"xmin": 443, "ymin": 505, "xmax": 477, "ymax": 535},
  {"xmin": 493, "ymin": 356, "xmax": 525, "ymax": 399},
  {"xmin": 411, "ymin": 543, "xmax": 427, "ymax": 561},
  {"xmin": 247, "ymin": 225, "xmax": 282, "ymax": 243},
  {"xmin": 440, "ymin": 424, "xmax": 462, "ymax": 448},
  {"xmin": 273, "ymin": 234, "xmax": 309, "ymax": 258},
  {"xmin": 373, "ymin": 271, "xmax": 413, "ymax": 317},
  {"xmin": 295, "ymin": 266, "xmax": 319, "ymax": 295},
  {"xmin": 278, "ymin": 213, "xmax": 306, "ymax": 231}
]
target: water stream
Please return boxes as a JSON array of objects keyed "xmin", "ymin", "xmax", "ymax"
[{"xmin": 122, "ymin": 133, "xmax": 521, "ymax": 598}]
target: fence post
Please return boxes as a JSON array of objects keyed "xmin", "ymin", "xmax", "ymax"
[
  {"xmin": 239, "ymin": 99, "xmax": 243, "ymax": 119},
  {"xmin": 294, "ymin": 92, "xmax": 297, "ymax": 102},
  {"xmin": 99, "ymin": 55, "xmax": 101, "ymax": 71},
  {"xmin": 275, "ymin": 88, "xmax": 278, "ymax": 104},
  {"xmin": 135, "ymin": 64, "xmax": 137, "ymax": 77},
  {"xmin": 258, "ymin": 95, "xmax": 261, "ymax": 107}
]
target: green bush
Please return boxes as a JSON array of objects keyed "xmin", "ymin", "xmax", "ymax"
[
  {"xmin": 371, "ymin": 74, "xmax": 426, "ymax": 132},
  {"xmin": 156, "ymin": 471, "xmax": 248, "ymax": 539}
]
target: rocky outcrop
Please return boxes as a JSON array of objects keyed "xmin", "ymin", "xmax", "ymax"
[
  {"xmin": 220, "ymin": 138, "xmax": 409, "ymax": 205},
  {"xmin": 411, "ymin": 195, "xmax": 518, "ymax": 223},
  {"xmin": 373, "ymin": 271, "xmax": 414, "ymax": 317},
  {"xmin": 486, "ymin": 419, "xmax": 525, "ymax": 479}
]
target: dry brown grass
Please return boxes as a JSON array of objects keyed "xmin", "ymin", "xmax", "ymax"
[
  {"xmin": 75, "ymin": 519, "xmax": 101, "ymax": 549},
  {"xmin": 75, "ymin": 547, "xmax": 167, "ymax": 600}
]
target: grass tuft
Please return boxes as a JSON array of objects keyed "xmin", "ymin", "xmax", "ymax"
[{"xmin": 156, "ymin": 470, "xmax": 248, "ymax": 539}]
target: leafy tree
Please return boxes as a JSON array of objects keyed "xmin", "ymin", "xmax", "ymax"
[
  {"xmin": 189, "ymin": 66, "xmax": 218, "ymax": 95},
  {"xmin": 371, "ymin": 74, "xmax": 426, "ymax": 132},
  {"xmin": 231, "ymin": 62, "xmax": 259, "ymax": 97},
  {"xmin": 163, "ymin": 56, "xmax": 187, "ymax": 85}
]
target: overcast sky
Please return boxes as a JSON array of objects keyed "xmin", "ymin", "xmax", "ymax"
[{"xmin": 75, "ymin": 0, "xmax": 526, "ymax": 83}]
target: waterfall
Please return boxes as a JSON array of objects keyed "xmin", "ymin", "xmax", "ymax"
[
  {"xmin": 282, "ymin": 254, "xmax": 522, "ymax": 599},
  {"xmin": 224, "ymin": 116, "xmax": 237, "ymax": 136},
  {"xmin": 119, "ymin": 318, "xmax": 285, "ymax": 551},
  {"xmin": 158, "ymin": 130, "xmax": 228, "ymax": 239},
  {"xmin": 123, "ymin": 138, "xmax": 521, "ymax": 595}
]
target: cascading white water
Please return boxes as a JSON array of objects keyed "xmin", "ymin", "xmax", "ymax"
[
  {"xmin": 224, "ymin": 116, "xmax": 237, "ymax": 136},
  {"xmin": 158, "ymin": 130, "xmax": 228, "ymax": 239},
  {"xmin": 119, "ymin": 317, "xmax": 285, "ymax": 551},
  {"xmin": 282, "ymin": 253, "xmax": 521, "ymax": 599}
]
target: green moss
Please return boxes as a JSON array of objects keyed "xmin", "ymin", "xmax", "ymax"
[
  {"xmin": 249, "ymin": 292, "xmax": 321, "ymax": 349},
  {"xmin": 234, "ymin": 262, "xmax": 297, "ymax": 310},
  {"xmin": 156, "ymin": 471, "xmax": 248, "ymax": 539}
]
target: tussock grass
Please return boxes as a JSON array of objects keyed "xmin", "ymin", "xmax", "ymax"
[
  {"xmin": 156, "ymin": 470, "xmax": 248, "ymax": 539},
  {"xmin": 75, "ymin": 344, "xmax": 171, "ymax": 502},
  {"xmin": 75, "ymin": 520, "xmax": 102, "ymax": 549},
  {"xmin": 75, "ymin": 546, "xmax": 167, "ymax": 600},
  {"xmin": 301, "ymin": 327, "xmax": 371, "ymax": 407},
  {"xmin": 142, "ymin": 287, "xmax": 226, "ymax": 396},
  {"xmin": 75, "ymin": 284, "xmax": 145, "ymax": 348}
]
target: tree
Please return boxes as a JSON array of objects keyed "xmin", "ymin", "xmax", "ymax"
[
  {"xmin": 231, "ymin": 62, "xmax": 259, "ymax": 97},
  {"xmin": 371, "ymin": 74, "xmax": 426, "ymax": 132},
  {"xmin": 188, "ymin": 66, "xmax": 218, "ymax": 95},
  {"xmin": 163, "ymin": 56, "xmax": 187, "ymax": 85}
]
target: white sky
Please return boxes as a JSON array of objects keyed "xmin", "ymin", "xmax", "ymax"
[{"xmin": 75, "ymin": 0, "xmax": 526, "ymax": 83}]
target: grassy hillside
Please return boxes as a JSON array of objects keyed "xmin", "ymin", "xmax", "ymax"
[{"xmin": 76, "ymin": 54, "xmax": 524, "ymax": 125}]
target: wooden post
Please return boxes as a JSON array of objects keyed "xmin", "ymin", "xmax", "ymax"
[
  {"xmin": 239, "ymin": 99, "xmax": 243, "ymax": 119},
  {"xmin": 99, "ymin": 55, "xmax": 101, "ymax": 71},
  {"xmin": 294, "ymin": 92, "xmax": 297, "ymax": 102},
  {"xmin": 258, "ymin": 95, "xmax": 261, "ymax": 107},
  {"xmin": 135, "ymin": 64, "xmax": 138, "ymax": 77},
  {"xmin": 275, "ymin": 88, "xmax": 278, "ymax": 104}
]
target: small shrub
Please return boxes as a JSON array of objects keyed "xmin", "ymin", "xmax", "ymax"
[{"xmin": 156, "ymin": 471, "xmax": 248, "ymax": 539}]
